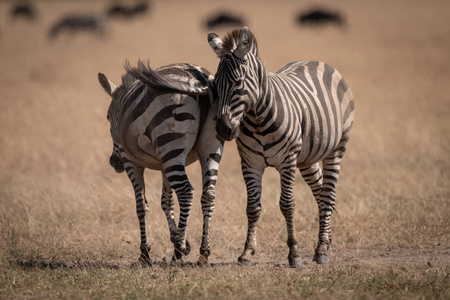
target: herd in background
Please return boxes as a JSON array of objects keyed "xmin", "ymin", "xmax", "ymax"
[
  {"xmin": 8, "ymin": 0, "xmax": 151, "ymax": 39},
  {"xmin": 5, "ymin": 0, "xmax": 346, "ymax": 40}
]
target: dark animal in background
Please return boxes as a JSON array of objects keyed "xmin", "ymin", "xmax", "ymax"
[
  {"xmin": 107, "ymin": 1, "xmax": 150, "ymax": 19},
  {"xmin": 10, "ymin": 2, "xmax": 37, "ymax": 21},
  {"xmin": 297, "ymin": 8, "xmax": 345, "ymax": 27},
  {"xmin": 205, "ymin": 12, "xmax": 245, "ymax": 30},
  {"xmin": 48, "ymin": 14, "xmax": 106, "ymax": 39}
]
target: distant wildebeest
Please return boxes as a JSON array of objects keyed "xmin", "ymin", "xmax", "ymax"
[
  {"xmin": 297, "ymin": 8, "xmax": 345, "ymax": 27},
  {"xmin": 48, "ymin": 14, "xmax": 106, "ymax": 39},
  {"xmin": 107, "ymin": 1, "xmax": 150, "ymax": 19},
  {"xmin": 205, "ymin": 12, "xmax": 245, "ymax": 30},
  {"xmin": 10, "ymin": 2, "xmax": 37, "ymax": 21},
  {"xmin": 98, "ymin": 61, "xmax": 223, "ymax": 267}
]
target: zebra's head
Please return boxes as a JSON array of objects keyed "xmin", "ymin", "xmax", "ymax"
[
  {"xmin": 98, "ymin": 72, "xmax": 125, "ymax": 173},
  {"xmin": 208, "ymin": 26, "xmax": 260, "ymax": 141}
]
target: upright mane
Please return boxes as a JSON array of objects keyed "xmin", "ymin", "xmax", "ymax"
[
  {"xmin": 111, "ymin": 72, "xmax": 140, "ymax": 110},
  {"xmin": 125, "ymin": 60, "xmax": 212, "ymax": 96},
  {"xmin": 120, "ymin": 72, "xmax": 137, "ymax": 89},
  {"xmin": 218, "ymin": 29, "xmax": 259, "ymax": 58}
]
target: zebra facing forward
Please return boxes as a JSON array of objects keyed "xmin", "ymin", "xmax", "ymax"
[
  {"xmin": 98, "ymin": 61, "xmax": 223, "ymax": 266},
  {"xmin": 207, "ymin": 27, "xmax": 354, "ymax": 267}
]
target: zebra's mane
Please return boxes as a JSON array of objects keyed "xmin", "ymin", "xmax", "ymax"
[
  {"xmin": 125, "ymin": 60, "xmax": 212, "ymax": 96},
  {"xmin": 120, "ymin": 72, "xmax": 136, "ymax": 89},
  {"xmin": 218, "ymin": 29, "xmax": 259, "ymax": 58},
  {"xmin": 111, "ymin": 72, "xmax": 140, "ymax": 109}
]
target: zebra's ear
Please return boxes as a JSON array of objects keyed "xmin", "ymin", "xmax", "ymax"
[
  {"xmin": 235, "ymin": 26, "xmax": 251, "ymax": 60},
  {"xmin": 98, "ymin": 72, "xmax": 117, "ymax": 96},
  {"xmin": 208, "ymin": 32, "xmax": 223, "ymax": 56}
]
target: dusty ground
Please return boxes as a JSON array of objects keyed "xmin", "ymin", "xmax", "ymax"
[{"xmin": 0, "ymin": 0, "xmax": 449, "ymax": 298}]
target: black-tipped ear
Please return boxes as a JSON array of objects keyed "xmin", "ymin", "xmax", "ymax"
[
  {"xmin": 98, "ymin": 72, "xmax": 117, "ymax": 96},
  {"xmin": 235, "ymin": 26, "xmax": 251, "ymax": 59},
  {"xmin": 208, "ymin": 32, "xmax": 223, "ymax": 56}
]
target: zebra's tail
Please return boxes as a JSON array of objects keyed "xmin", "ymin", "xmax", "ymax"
[{"xmin": 125, "ymin": 60, "xmax": 211, "ymax": 96}]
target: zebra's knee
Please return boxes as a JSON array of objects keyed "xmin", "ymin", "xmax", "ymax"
[
  {"xmin": 246, "ymin": 203, "xmax": 261, "ymax": 218},
  {"xmin": 174, "ymin": 181, "xmax": 194, "ymax": 199},
  {"xmin": 279, "ymin": 198, "xmax": 295, "ymax": 216},
  {"xmin": 202, "ymin": 189, "xmax": 215, "ymax": 202},
  {"xmin": 201, "ymin": 189, "xmax": 216, "ymax": 214}
]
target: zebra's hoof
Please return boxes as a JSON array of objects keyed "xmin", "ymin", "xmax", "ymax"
[
  {"xmin": 289, "ymin": 257, "xmax": 302, "ymax": 268},
  {"xmin": 138, "ymin": 255, "xmax": 152, "ymax": 267},
  {"xmin": 237, "ymin": 256, "xmax": 251, "ymax": 265},
  {"xmin": 196, "ymin": 254, "xmax": 210, "ymax": 267},
  {"xmin": 185, "ymin": 239, "xmax": 191, "ymax": 255},
  {"xmin": 313, "ymin": 254, "xmax": 329, "ymax": 264},
  {"xmin": 174, "ymin": 240, "xmax": 191, "ymax": 259},
  {"xmin": 170, "ymin": 255, "xmax": 185, "ymax": 266}
]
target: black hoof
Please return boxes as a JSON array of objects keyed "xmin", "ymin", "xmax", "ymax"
[
  {"xmin": 289, "ymin": 257, "xmax": 302, "ymax": 268},
  {"xmin": 313, "ymin": 254, "xmax": 329, "ymax": 264},
  {"xmin": 237, "ymin": 256, "xmax": 251, "ymax": 265},
  {"xmin": 174, "ymin": 240, "xmax": 191, "ymax": 260},
  {"xmin": 138, "ymin": 254, "xmax": 152, "ymax": 267},
  {"xmin": 185, "ymin": 239, "xmax": 191, "ymax": 255}
]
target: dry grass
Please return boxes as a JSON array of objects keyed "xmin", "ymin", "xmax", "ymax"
[{"xmin": 0, "ymin": 0, "xmax": 449, "ymax": 298}]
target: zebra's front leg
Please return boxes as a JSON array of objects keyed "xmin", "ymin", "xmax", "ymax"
[
  {"xmin": 314, "ymin": 147, "xmax": 346, "ymax": 264},
  {"xmin": 238, "ymin": 165, "xmax": 263, "ymax": 265},
  {"xmin": 164, "ymin": 164, "xmax": 193, "ymax": 262},
  {"xmin": 279, "ymin": 164, "xmax": 302, "ymax": 268},
  {"xmin": 126, "ymin": 163, "xmax": 151, "ymax": 266},
  {"xmin": 197, "ymin": 154, "xmax": 221, "ymax": 267}
]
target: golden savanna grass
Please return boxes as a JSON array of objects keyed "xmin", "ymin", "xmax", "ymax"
[{"xmin": 0, "ymin": 0, "xmax": 449, "ymax": 298}]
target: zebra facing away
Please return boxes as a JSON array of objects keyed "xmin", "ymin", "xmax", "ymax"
[
  {"xmin": 207, "ymin": 27, "xmax": 355, "ymax": 267},
  {"xmin": 98, "ymin": 61, "xmax": 223, "ymax": 267}
]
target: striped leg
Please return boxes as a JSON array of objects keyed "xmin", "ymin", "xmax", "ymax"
[
  {"xmin": 279, "ymin": 161, "xmax": 302, "ymax": 268},
  {"xmin": 195, "ymin": 108, "xmax": 223, "ymax": 266},
  {"xmin": 197, "ymin": 153, "xmax": 220, "ymax": 266},
  {"xmin": 164, "ymin": 164, "xmax": 193, "ymax": 261},
  {"xmin": 124, "ymin": 161, "xmax": 151, "ymax": 266},
  {"xmin": 314, "ymin": 139, "xmax": 348, "ymax": 264},
  {"xmin": 160, "ymin": 173, "xmax": 181, "ymax": 255},
  {"xmin": 300, "ymin": 162, "xmax": 323, "ymax": 206},
  {"xmin": 238, "ymin": 163, "xmax": 264, "ymax": 264}
]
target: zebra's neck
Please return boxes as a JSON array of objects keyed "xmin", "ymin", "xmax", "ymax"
[{"xmin": 246, "ymin": 55, "xmax": 280, "ymax": 129}]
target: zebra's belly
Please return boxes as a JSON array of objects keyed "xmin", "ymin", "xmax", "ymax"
[
  {"xmin": 262, "ymin": 139, "xmax": 338, "ymax": 169},
  {"xmin": 296, "ymin": 130, "xmax": 343, "ymax": 167}
]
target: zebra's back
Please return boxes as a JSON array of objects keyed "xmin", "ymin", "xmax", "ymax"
[
  {"xmin": 117, "ymin": 64, "xmax": 213, "ymax": 170},
  {"xmin": 122, "ymin": 89, "xmax": 202, "ymax": 170}
]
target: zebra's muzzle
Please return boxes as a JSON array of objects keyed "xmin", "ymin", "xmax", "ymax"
[
  {"xmin": 110, "ymin": 155, "xmax": 125, "ymax": 173},
  {"xmin": 215, "ymin": 117, "xmax": 238, "ymax": 141}
]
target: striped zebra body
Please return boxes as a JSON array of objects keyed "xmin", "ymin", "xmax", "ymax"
[
  {"xmin": 98, "ymin": 61, "xmax": 223, "ymax": 266},
  {"xmin": 208, "ymin": 27, "xmax": 354, "ymax": 267}
]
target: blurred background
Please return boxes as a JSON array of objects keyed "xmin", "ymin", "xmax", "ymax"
[{"xmin": 0, "ymin": 0, "xmax": 448, "ymax": 264}]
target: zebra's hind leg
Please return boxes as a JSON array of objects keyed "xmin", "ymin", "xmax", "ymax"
[
  {"xmin": 300, "ymin": 163, "xmax": 328, "ymax": 264},
  {"xmin": 126, "ymin": 163, "xmax": 152, "ymax": 266},
  {"xmin": 300, "ymin": 163, "xmax": 323, "ymax": 207},
  {"xmin": 238, "ymin": 164, "xmax": 264, "ymax": 265},
  {"xmin": 163, "ymin": 164, "xmax": 194, "ymax": 262},
  {"xmin": 314, "ymin": 143, "xmax": 347, "ymax": 264},
  {"xmin": 279, "ymin": 162, "xmax": 302, "ymax": 268},
  {"xmin": 160, "ymin": 173, "xmax": 187, "ymax": 262}
]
